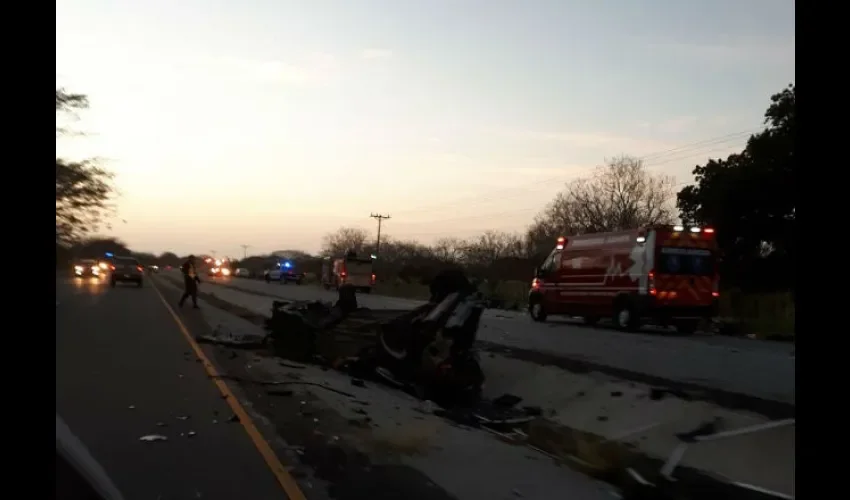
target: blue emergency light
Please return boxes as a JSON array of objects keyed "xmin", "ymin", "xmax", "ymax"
[
  {"xmin": 105, "ymin": 252, "xmax": 114, "ymax": 258},
  {"xmin": 283, "ymin": 261, "xmax": 292, "ymax": 269}
]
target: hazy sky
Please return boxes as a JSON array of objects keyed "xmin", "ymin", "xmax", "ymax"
[{"xmin": 56, "ymin": 0, "xmax": 795, "ymax": 256}]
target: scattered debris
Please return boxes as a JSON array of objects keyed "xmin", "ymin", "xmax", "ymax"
[
  {"xmin": 522, "ymin": 406, "xmax": 542, "ymax": 417},
  {"xmin": 176, "ymin": 415, "xmax": 190, "ymax": 421},
  {"xmin": 128, "ymin": 405, "xmax": 135, "ymax": 410},
  {"xmin": 139, "ymin": 435, "xmax": 168, "ymax": 442},
  {"xmin": 493, "ymin": 394, "xmax": 522, "ymax": 408},
  {"xmin": 195, "ymin": 324, "xmax": 267, "ymax": 348},
  {"xmin": 156, "ymin": 422, "xmax": 167, "ymax": 427},
  {"xmin": 351, "ymin": 378, "xmax": 366, "ymax": 388},
  {"xmin": 187, "ymin": 431, "xmax": 196, "ymax": 438}
]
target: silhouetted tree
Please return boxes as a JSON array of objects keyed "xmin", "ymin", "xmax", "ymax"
[
  {"xmin": 158, "ymin": 252, "xmax": 181, "ymax": 266},
  {"xmin": 320, "ymin": 227, "xmax": 370, "ymax": 256},
  {"xmin": 56, "ymin": 88, "xmax": 115, "ymax": 245},
  {"xmin": 73, "ymin": 237, "xmax": 131, "ymax": 259},
  {"xmin": 677, "ymin": 84, "xmax": 796, "ymax": 292},
  {"xmin": 527, "ymin": 156, "xmax": 676, "ymax": 256}
]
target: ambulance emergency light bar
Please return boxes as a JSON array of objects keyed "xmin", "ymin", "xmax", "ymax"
[{"xmin": 556, "ymin": 226, "xmax": 715, "ymax": 247}]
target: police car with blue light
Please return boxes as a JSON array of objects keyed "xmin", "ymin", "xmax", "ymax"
[{"xmin": 263, "ymin": 260, "xmax": 303, "ymax": 285}]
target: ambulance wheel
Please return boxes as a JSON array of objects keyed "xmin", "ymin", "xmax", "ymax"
[
  {"xmin": 613, "ymin": 299, "xmax": 640, "ymax": 331},
  {"xmin": 529, "ymin": 298, "xmax": 547, "ymax": 322}
]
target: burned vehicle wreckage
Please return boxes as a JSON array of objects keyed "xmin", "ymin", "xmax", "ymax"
[{"xmin": 264, "ymin": 269, "xmax": 490, "ymax": 408}]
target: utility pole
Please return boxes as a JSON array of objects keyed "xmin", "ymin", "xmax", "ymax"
[
  {"xmin": 240, "ymin": 245, "xmax": 250, "ymax": 259},
  {"xmin": 370, "ymin": 213, "xmax": 391, "ymax": 258}
]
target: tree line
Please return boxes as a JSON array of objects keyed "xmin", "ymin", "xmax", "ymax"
[{"xmin": 56, "ymin": 83, "xmax": 795, "ymax": 294}]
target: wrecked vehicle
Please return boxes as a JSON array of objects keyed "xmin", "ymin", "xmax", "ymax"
[{"xmin": 264, "ymin": 270, "xmax": 486, "ymax": 406}]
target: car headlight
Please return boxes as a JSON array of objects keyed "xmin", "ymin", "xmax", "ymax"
[
  {"xmin": 74, "ymin": 266, "xmax": 83, "ymax": 272},
  {"xmin": 92, "ymin": 267, "xmax": 100, "ymax": 274},
  {"xmin": 99, "ymin": 262, "xmax": 108, "ymax": 270},
  {"xmin": 222, "ymin": 268, "xmax": 231, "ymax": 276}
]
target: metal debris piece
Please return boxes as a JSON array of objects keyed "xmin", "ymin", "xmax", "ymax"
[
  {"xmin": 187, "ymin": 431, "xmax": 196, "ymax": 438},
  {"xmin": 176, "ymin": 416, "xmax": 190, "ymax": 421},
  {"xmin": 493, "ymin": 394, "xmax": 522, "ymax": 408},
  {"xmin": 195, "ymin": 324, "xmax": 267, "ymax": 348},
  {"xmin": 128, "ymin": 405, "xmax": 135, "ymax": 409},
  {"xmin": 139, "ymin": 435, "xmax": 168, "ymax": 442}
]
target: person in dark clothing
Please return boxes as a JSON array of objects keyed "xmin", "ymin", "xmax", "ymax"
[{"xmin": 178, "ymin": 255, "xmax": 201, "ymax": 308}]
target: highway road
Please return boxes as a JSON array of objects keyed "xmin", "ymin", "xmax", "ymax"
[
  {"xmin": 185, "ymin": 273, "xmax": 796, "ymax": 407},
  {"xmin": 56, "ymin": 273, "xmax": 619, "ymax": 500},
  {"xmin": 56, "ymin": 274, "xmax": 297, "ymax": 500}
]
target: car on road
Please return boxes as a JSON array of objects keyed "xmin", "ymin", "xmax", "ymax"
[
  {"xmin": 234, "ymin": 268, "xmax": 251, "ymax": 278},
  {"xmin": 73, "ymin": 259, "xmax": 102, "ymax": 278},
  {"xmin": 264, "ymin": 260, "xmax": 303, "ymax": 285},
  {"xmin": 110, "ymin": 256, "xmax": 144, "ymax": 287}
]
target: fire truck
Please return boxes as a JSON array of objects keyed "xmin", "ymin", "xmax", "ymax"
[
  {"xmin": 321, "ymin": 251, "xmax": 376, "ymax": 293},
  {"xmin": 528, "ymin": 225, "xmax": 719, "ymax": 334}
]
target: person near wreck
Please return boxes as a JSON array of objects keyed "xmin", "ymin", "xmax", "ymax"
[{"xmin": 178, "ymin": 255, "xmax": 201, "ymax": 309}]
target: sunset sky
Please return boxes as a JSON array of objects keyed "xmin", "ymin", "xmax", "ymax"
[{"xmin": 56, "ymin": 0, "xmax": 795, "ymax": 257}]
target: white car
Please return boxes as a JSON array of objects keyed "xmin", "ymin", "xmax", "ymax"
[{"xmin": 234, "ymin": 268, "xmax": 251, "ymax": 278}]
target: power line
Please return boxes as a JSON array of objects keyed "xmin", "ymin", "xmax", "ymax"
[
  {"xmin": 370, "ymin": 213, "xmax": 391, "ymax": 257},
  {"xmin": 387, "ymin": 142, "xmax": 750, "ymax": 229},
  {"xmin": 389, "ymin": 128, "xmax": 759, "ymax": 217}
]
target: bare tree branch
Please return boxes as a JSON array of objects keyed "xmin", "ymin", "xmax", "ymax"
[{"xmin": 527, "ymin": 156, "xmax": 676, "ymax": 255}]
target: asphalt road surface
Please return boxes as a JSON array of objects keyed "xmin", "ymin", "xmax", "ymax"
[
  {"xmin": 55, "ymin": 274, "xmax": 294, "ymax": 500},
  {"xmin": 57, "ymin": 273, "xmax": 620, "ymax": 500},
  {"xmin": 193, "ymin": 273, "xmax": 795, "ymax": 406}
]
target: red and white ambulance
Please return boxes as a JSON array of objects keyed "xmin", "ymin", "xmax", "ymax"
[{"xmin": 528, "ymin": 225, "xmax": 719, "ymax": 333}]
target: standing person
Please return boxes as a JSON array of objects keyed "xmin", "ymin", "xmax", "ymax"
[{"xmin": 178, "ymin": 255, "xmax": 201, "ymax": 309}]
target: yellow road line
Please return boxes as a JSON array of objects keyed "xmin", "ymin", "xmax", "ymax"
[{"xmin": 151, "ymin": 279, "xmax": 306, "ymax": 500}]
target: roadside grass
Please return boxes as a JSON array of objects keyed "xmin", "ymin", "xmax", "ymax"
[{"xmin": 718, "ymin": 290, "xmax": 795, "ymax": 339}]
